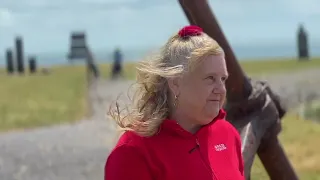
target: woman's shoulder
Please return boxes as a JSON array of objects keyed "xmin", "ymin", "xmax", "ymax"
[
  {"xmin": 105, "ymin": 131, "xmax": 154, "ymax": 180},
  {"xmin": 114, "ymin": 130, "xmax": 145, "ymax": 149},
  {"xmin": 212, "ymin": 109, "xmax": 239, "ymax": 133},
  {"xmin": 211, "ymin": 117, "xmax": 241, "ymax": 138}
]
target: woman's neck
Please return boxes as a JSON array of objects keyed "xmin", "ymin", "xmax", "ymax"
[{"xmin": 169, "ymin": 111, "xmax": 201, "ymax": 134}]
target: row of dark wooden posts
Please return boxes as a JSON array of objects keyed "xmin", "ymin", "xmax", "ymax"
[
  {"xmin": 3, "ymin": 24, "xmax": 309, "ymax": 75},
  {"xmin": 5, "ymin": 36, "xmax": 37, "ymax": 75}
]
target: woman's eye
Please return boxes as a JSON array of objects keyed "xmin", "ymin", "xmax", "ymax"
[
  {"xmin": 206, "ymin": 76, "xmax": 215, "ymax": 81},
  {"xmin": 205, "ymin": 76, "xmax": 227, "ymax": 83},
  {"xmin": 221, "ymin": 77, "xmax": 227, "ymax": 82}
]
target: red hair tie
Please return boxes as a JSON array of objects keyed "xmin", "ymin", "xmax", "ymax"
[{"xmin": 178, "ymin": 25, "xmax": 203, "ymax": 38}]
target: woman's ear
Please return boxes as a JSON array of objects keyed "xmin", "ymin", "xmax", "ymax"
[{"xmin": 167, "ymin": 77, "xmax": 180, "ymax": 96}]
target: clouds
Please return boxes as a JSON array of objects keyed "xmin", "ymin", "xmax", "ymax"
[
  {"xmin": 0, "ymin": 8, "xmax": 15, "ymax": 27},
  {"xmin": 0, "ymin": 0, "xmax": 319, "ymax": 54},
  {"xmin": 0, "ymin": 0, "xmax": 184, "ymax": 51},
  {"xmin": 285, "ymin": 0, "xmax": 320, "ymax": 16}
]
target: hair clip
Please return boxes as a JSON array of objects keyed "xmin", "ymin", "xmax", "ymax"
[{"xmin": 178, "ymin": 25, "xmax": 203, "ymax": 38}]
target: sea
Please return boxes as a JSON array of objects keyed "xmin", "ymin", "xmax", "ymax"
[{"xmin": 0, "ymin": 42, "xmax": 319, "ymax": 67}]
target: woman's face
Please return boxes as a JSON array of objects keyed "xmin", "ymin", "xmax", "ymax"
[{"xmin": 174, "ymin": 54, "xmax": 228, "ymax": 126}]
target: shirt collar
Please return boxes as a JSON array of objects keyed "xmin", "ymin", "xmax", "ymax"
[{"xmin": 159, "ymin": 109, "xmax": 226, "ymax": 138}]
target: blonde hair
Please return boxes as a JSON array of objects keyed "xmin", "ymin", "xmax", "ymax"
[{"xmin": 108, "ymin": 31, "xmax": 223, "ymax": 137}]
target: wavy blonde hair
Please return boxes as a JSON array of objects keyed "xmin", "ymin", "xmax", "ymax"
[{"xmin": 108, "ymin": 31, "xmax": 223, "ymax": 137}]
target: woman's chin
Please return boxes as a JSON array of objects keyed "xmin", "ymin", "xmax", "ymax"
[
  {"xmin": 212, "ymin": 109, "xmax": 221, "ymax": 117},
  {"xmin": 201, "ymin": 111, "xmax": 220, "ymax": 125}
]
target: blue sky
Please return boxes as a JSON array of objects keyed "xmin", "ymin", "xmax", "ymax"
[{"xmin": 0, "ymin": 0, "xmax": 319, "ymax": 55}]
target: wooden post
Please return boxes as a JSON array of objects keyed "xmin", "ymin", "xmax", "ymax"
[
  {"xmin": 28, "ymin": 56, "xmax": 37, "ymax": 74},
  {"xmin": 258, "ymin": 136, "xmax": 299, "ymax": 180},
  {"xmin": 111, "ymin": 48, "xmax": 123, "ymax": 80},
  {"xmin": 15, "ymin": 36, "xmax": 25, "ymax": 74},
  {"xmin": 297, "ymin": 24, "xmax": 309, "ymax": 60},
  {"xmin": 6, "ymin": 49, "xmax": 14, "ymax": 74}
]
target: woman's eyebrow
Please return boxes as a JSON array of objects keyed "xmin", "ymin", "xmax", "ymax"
[{"xmin": 203, "ymin": 72, "xmax": 229, "ymax": 77}]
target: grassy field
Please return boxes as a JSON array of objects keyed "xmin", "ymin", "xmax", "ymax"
[
  {"xmin": 0, "ymin": 65, "xmax": 88, "ymax": 131},
  {"xmin": 0, "ymin": 63, "xmax": 138, "ymax": 132},
  {"xmin": 0, "ymin": 57, "xmax": 320, "ymax": 178}
]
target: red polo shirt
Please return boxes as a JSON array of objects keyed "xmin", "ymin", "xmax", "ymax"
[{"xmin": 105, "ymin": 110, "xmax": 244, "ymax": 180}]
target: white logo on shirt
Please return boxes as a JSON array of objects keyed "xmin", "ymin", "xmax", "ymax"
[{"xmin": 214, "ymin": 144, "xmax": 227, "ymax": 151}]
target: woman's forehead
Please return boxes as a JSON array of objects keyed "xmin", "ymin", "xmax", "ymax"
[{"xmin": 194, "ymin": 55, "xmax": 227, "ymax": 75}]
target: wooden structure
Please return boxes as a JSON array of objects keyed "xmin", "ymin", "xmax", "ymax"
[
  {"xmin": 178, "ymin": 0, "xmax": 299, "ymax": 179},
  {"xmin": 68, "ymin": 32, "xmax": 88, "ymax": 60},
  {"xmin": 67, "ymin": 32, "xmax": 100, "ymax": 80}
]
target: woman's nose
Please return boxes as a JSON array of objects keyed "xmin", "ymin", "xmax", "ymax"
[{"xmin": 213, "ymin": 82, "xmax": 226, "ymax": 94}]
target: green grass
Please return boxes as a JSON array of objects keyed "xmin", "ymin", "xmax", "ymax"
[
  {"xmin": 251, "ymin": 113, "xmax": 320, "ymax": 179},
  {"xmin": 98, "ymin": 62, "xmax": 138, "ymax": 79},
  {"xmin": 241, "ymin": 57, "xmax": 320, "ymax": 75},
  {"xmin": 0, "ymin": 65, "xmax": 88, "ymax": 131},
  {"xmin": 0, "ymin": 57, "xmax": 320, "ymax": 178},
  {"xmin": 0, "ymin": 63, "xmax": 138, "ymax": 132}
]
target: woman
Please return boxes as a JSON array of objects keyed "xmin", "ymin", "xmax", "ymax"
[{"xmin": 105, "ymin": 25, "xmax": 245, "ymax": 180}]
